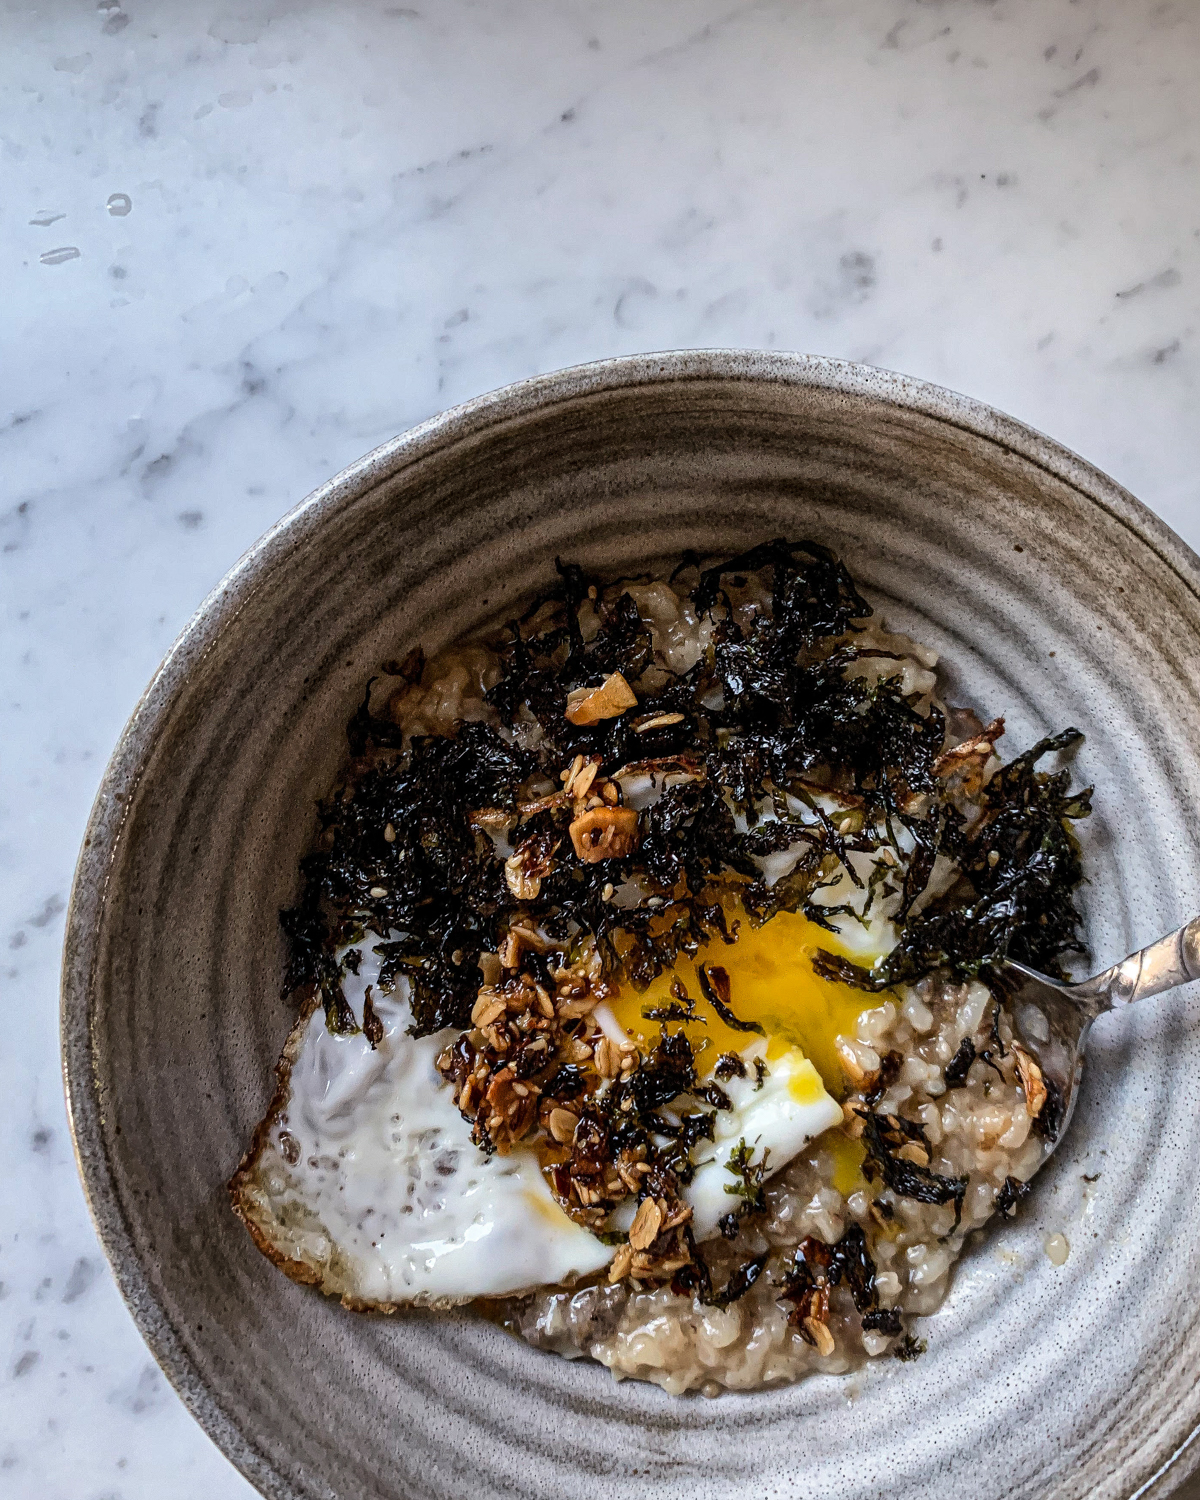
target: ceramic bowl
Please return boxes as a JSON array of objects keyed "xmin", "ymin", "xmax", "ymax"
[{"xmin": 63, "ymin": 352, "xmax": 1200, "ymax": 1500}]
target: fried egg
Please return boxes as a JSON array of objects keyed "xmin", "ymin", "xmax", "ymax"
[
  {"xmin": 231, "ymin": 941, "xmax": 613, "ymax": 1306},
  {"xmin": 233, "ymin": 870, "xmax": 885, "ymax": 1306}
]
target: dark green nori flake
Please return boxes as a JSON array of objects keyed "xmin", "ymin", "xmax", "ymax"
[
  {"xmin": 343, "ymin": 948, "xmax": 363, "ymax": 975},
  {"xmin": 989, "ymin": 997, "xmax": 1008, "ymax": 1057},
  {"xmin": 714, "ymin": 1051, "xmax": 747, "ymax": 1081},
  {"xmin": 638, "ymin": 780, "xmax": 754, "ymax": 895},
  {"xmin": 673, "ymin": 1230, "xmax": 769, "ymax": 1310},
  {"xmin": 976, "ymin": 1048, "xmax": 1007, "ymax": 1081},
  {"xmin": 718, "ymin": 1212, "xmax": 741, "ymax": 1240},
  {"xmin": 863, "ymin": 1050, "xmax": 903, "ymax": 1107},
  {"xmin": 485, "ymin": 570, "xmax": 654, "ymax": 763},
  {"xmin": 697, "ymin": 964, "xmax": 767, "ymax": 1035},
  {"xmin": 811, "ymin": 733, "xmax": 1090, "ymax": 995},
  {"xmin": 670, "ymin": 1238, "xmax": 712, "ymax": 1301},
  {"xmin": 692, "ymin": 1082, "xmax": 732, "ymax": 1111},
  {"xmin": 777, "ymin": 1224, "xmax": 883, "ymax": 1334},
  {"xmin": 753, "ymin": 1057, "xmax": 768, "ymax": 1090},
  {"xmin": 943, "ymin": 1037, "xmax": 977, "ymax": 1087},
  {"xmin": 705, "ymin": 1252, "xmax": 769, "ymax": 1310},
  {"xmin": 723, "ymin": 1138, "xmax": 769, "ymax": 1218},
  {"xmin": 345, "ymin": 678, "xmax": 409, "ymax": 758},
  {"xmin": 279, "ymin": 900, "xmax": 355, "ymax": 1032},
  {"xmin": 862, "ymin": 1307, "xmax": 903, "ymax": 1336},
  {"xmin": 897, "ymin": 807, "xmax": 944, "ymax": 920},
  {"xmin": 1033, "ymin": 1075, "xmax": 1065, "ymax": 1142},
  {"xmin": 860, "ymin": 1112, "xmax": 968, "ymax": 1229},
  {"xmin": 613, "ymin": 1029, "xmax": 697, "ymax": 1115},
  {"xmin": 281, "ymin": 720, "xmax": 535, "ymax": 1037},
  {"xmin": 994, "ymin": 1175, "xmax": 1031, "ymax": 1218},
  {"xmin": 879, "ymin": 733, "xmax": 1090, "ymax": 987},
  {"xmin": 540, "ymin": 1064, "xmax": 588, "ymax": 1102},
  {"xmin": 811, "ymin": 949, "xmax": 890, "ymax": 992},
  {"xmin": 743, "ymin": 850, "xmax": 833, "ymax": 926},
  {"xmin": 677, "ymin": 1111, "xmax": 718, "ymax": 1153},
  {"xmin": 573, "ymin": 591, "xmax": 654, "ymax": 686},
  {"xmin": 894, "ymin": 1334, "xmax": 927, "ymax": 1362},
  {"xmin": 668, "ymin": 549, "xmax": 702, "ymax": 586},
  {"xmin": 642, "ymin": 977, "xmax": 702, "ymax": 1024},
  {"xmin": 641, "ymin": 1001, "xmax": 701, "ymax": 1023},
  {"xmin": 361, "ymin": 985, "xmax": 384, "ymax": 1049},
  {"xmin": 651, "ymin": 1110, "xmax": 716, "ymax": 1153},
  {"xmin": 694, "ymin": 538, "xmax": 871, "ymax": 640}
]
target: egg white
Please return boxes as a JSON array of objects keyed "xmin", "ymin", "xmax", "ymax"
[
  {"xmin": 684, "ymin": 1041, "xmax": 843, "ymax": 1240},
  {"xmin": 260, "ymin": 940, "xmax": 612, "ymax": 1304}
]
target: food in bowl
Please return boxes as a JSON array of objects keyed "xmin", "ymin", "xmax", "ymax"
[{"xmin": 230, "ymin": 540, "xmax": 1091, "ymax": 1393}]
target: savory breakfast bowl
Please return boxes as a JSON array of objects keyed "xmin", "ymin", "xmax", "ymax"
[{"xmin": 63, "ymin": 351, "xmax": 1200, "ymax": 1500}]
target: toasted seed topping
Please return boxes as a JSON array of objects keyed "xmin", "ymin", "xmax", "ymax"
[
  {"xmin": 1011, "ymin": 1043, "xmax": 1048, "ymax": 1118},
  {"xmin": 804, "ymin": 1317, "xmax": 836, "ymax": 1357},
  {"xmin": 633, "ymin": 711, "xmax": 685, "ymax": 733},
  {"xmin": 548, "ymin": 1107, "xmax": 579, "ymax": 1144},
  {"xmin": 564, "ymin": 671, "xmax": 638, "ymax": 726},
  {"xmin": 629, "ymin": 1196, "xmax": 664, "ymax": 1250},
  {"xmin": 569, "ymin": 804, "xmax": 639, "ymax": 862}
]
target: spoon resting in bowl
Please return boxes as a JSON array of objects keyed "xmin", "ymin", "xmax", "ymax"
[{"xmin": 995, "ymin": 917, "xmax": 1200, "ymax": 1150}]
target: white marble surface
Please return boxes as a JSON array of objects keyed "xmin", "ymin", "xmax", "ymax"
[{"xmin": 2, "ymin": 0, "xmax": 1198, "ymax": 1495}]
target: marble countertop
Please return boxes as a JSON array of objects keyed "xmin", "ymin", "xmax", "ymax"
[{"xmin": 3, "ymin": 1, "xmax": 1198, "ymax": 1495}]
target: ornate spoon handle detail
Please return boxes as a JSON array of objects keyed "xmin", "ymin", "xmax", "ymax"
[{"xmin": 1074, "ymin": 915, "xmax": 1200, "ymax": 1010}]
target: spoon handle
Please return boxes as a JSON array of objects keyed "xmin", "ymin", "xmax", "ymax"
[{"xmin": 1075, "ymin": 915, "xmax": 1200, "ymax": 1009}]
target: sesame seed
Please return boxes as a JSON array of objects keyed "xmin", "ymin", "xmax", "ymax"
[
  {"xmin": 369, "ymin": 886, "xmax": 388, "ymax": 898},
  {"xmin": 383, "ymin": 823, "xmax": 396, "ymax": 843}
]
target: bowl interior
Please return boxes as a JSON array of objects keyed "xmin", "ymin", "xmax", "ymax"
[{"xmin": 65, "ymin": 356, "xmax": 1200, "ymax": 1500}]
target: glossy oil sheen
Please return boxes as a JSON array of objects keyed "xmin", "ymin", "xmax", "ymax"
[{"xmin": 61, "ymin": 352, "xmax": 1200, "ymax": 1500}]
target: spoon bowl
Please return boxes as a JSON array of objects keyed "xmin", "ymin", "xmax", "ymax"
[{"xmin": 999, "ymin": 917, "xmax": 1200, "ymax": 1158}]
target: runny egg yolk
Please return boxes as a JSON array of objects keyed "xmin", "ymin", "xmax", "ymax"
[{"xmin": 605, "ymin": 906, "xmax": 882, "ymax": 1097}]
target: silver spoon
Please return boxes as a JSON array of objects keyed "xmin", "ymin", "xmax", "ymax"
[{"xmin": 994, "ymin": 917, "xmax": 1200, "ymax": 1147}]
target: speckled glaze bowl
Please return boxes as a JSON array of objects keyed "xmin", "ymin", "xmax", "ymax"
[{"xmin": 63, "ymin": 353, "xmax": 1200, "ymax": 1500}]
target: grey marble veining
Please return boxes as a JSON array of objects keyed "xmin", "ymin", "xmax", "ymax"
[{"xmin": 1, "ymin": 2, "xmax": 1197, "ymax": 1496}]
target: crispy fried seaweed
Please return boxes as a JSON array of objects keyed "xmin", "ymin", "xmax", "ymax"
[
  {"xmin": 777, "ymin": 1224, "xmax": 890, "ymax": 1336},
  {"xmin": 280, "ymin": 721, "xmax": 535, "ymax": 1034},
  {"xmin": 704, "ymin": 1252, "xmax": 770, "ymax": 1310},
  {"xmin": 817, "ymin": 731, "xmax": 1091, "ymax": 990},
  {"xmin": 994, "ymin": 1175, "xmax": 1031, "ymax": 1218},
  {"xmin": 860, "ymin": 1112, "xmax": 968, "ymax": 1230},
  {"xmin": 943, "ymin": 1037, "xmax": 977, "ymax": 1087},
  {"xmin": 283, "ymin": 541, "xmax": 1093, "ymax": 1064},
  {"xmin": 698, "ymin": 964, "xmax": 766, "ymax": 1035},
  {"xmin": 894, "ymin": 1334, "xmax": 927, "ymax": 1361}
]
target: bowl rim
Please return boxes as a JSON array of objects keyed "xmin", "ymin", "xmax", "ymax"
[{"xmin": 59, "ymin": 348, "xmax": 1200, "ymax": 1500}]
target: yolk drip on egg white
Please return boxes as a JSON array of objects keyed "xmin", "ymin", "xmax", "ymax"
[
  {"xmin": 598, "ymin": 906, "xmax": 884, "ymax": 1238},
  {"xmin": 605, "ymin": 906, "xmax": 880, "ymax": 1095},
  {"xmin": 255, "ymin": 906, "xmax": 885, "ymax": 1306}
]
